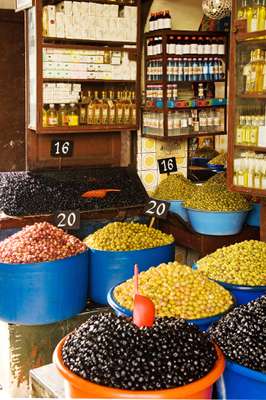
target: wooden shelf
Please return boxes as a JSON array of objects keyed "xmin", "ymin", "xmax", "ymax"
[
  {"xmin": 146, "ymin": 54, "xmax": 226, "ymax": 60},
  {"xmin": 236, "ymin": 30, "xmax": 266, "ymax": 42},
  {"xmin": 145, "ymin": 30, "xmax": 227, "ymax": 39},
  {"xmin": 43, "ymin": 78, "xmax": 136, "ymax": 84},
  {"xmin": 142, "ymin": 131, "xmax": 226, "ymax": 140},
  {"xmin": 37, "ymin": 125, "xmax": 137, "ymax": 134},
  {"xmin": 238, "ymin": 93, "xmax": 266, "ymax": 99},
  {"xmin": 146, "ymin": 80, "xmax": 163, "ymax": 84},
  {"xmin": 234, "ymin": 144, "xmax": 266, "ymax": 153},
  {"xmin": 167, "ymin": 79, "xmax": 226, "ymax": 84},
  {"xmin": 143, "ymin": 104, "xmax": 226, "ymax": 112},
  {"xmin": 43, "ymin": 38, "xmax": 137, "ymax": 49}
]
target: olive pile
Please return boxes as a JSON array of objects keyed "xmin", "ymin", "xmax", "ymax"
[
  {"xmin": 197, "ymin": 240, "xmax": 266, "ymax": 286},
  {"xmin": 152, "ymin": 174, "xmax": 194, "ymax": 201},
  {"xmin": 62, "ymin": 313, "xmax": 217, "ymax": 390},
  {"xmin": 184, "ymin": 182, "xmax": 250, "ymax": 212},
  {"xmin": 0, "ymin": 169, "xmax": 148, "ymax": 216},
  {"xmin": 209, "ymin": 153, "xmax": 227, "ymax": 166},
  {"xmin": 0, "ymin": 222, "xmax": 86, "ymax": 264},
  {"xmin": 203, "ymin": 172, "xmax": 227, "ymax": 188},
  {"xmin": 209, "ymin": 296, "xmax": 266, "ymax": 372},
  {"xmin": 84, "ymin": 222, "xmax": 174, "ymax": 251},
  {"xmin": 194, "ymin": 146, "xmax": 219, "ymax": 160},
  {"xmin": 114, "ymin": 262, "xmax": 233, "ymax": 319}
]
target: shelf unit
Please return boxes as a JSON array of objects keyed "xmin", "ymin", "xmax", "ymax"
[
  {"xmin": 227, "ymin": 0, "xmax": 266, "ymax": 241},
  {"xmin": 142, "ymin": 29, "xmax": 228, "ymax": 140},
  {"xmin": 25, "ymin": 0, "xmax": 141, "ymax": 169}
]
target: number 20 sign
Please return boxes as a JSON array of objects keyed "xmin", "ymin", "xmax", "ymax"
[{"xmin": 144, "ymin": 199, "xmax": 170, "ymax": 220}]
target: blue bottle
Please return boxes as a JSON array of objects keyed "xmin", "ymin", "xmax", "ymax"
[
  {"xmin": 183, "ymin": 58, "xmax": 189, "ymax": 81},
  {"xmin": 192, "ymin": 58, "xmax": 198, "ymax": 81},
  {"xmin": 203, "ymin": 58, "xmax": 209, "ymax": 81}
]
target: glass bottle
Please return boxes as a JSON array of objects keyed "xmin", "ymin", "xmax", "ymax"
[
  {"xmin": 42, "ymin": 106, "xmax": 48, "ymax": 127},
  {"xmin": 47, "ymin": 104, "xmax": 58, "ymax": 127},
  {"xmin": 238, "ymin": 0, "xmax": 248, "ymax": 19},
  {"xmin": 92, "ymin": 91, "xmax": 102, "ymax": 125},
  {"xmin": 258, "ymin": 0, "xmax": 266, "ymax": 30},
  {"xmin": 149, "ymin": 12, "xmax": 155, "ymax": 32},
  {"xmin": 248, "ymin": 158, "xmax": 255, "ymax": 187},
  {"xmin": 236, "ymin": 114, "xmax": 246, "ymax": 144},
  {"xmin": 254, "ymin": 49, "xmax": 265, "ymax": 92},
  {"xmin": 163, "ymin": 10, "xmax": 171, "ymax": 29},
  {"xmin": 130, "ymin": 91, "xmax": 136, "ymax": 125},
  {"xmin": 116, "ymin": 91, "xmax": 124, "ymax": 124},
  {"xmin": 86, "ymin": 91, "xmax": 94, "ymax": 125},
  {"xmin": 251, "ymin": 0, "xmax": 260, "ymax": 32},
  {"xmin": 68, "ymin": 103, "xmax": 79, "ymax": 126},
  {"xmin": 101, "ymin": 91, "xmax": 109, "ymax": 125},
  {"xmin": 254, "ymin": 158, "xmax": 262, "ymax": 188},
  {"xmin": 58, "ymin": 103, "xmax": 68, "ymax": 127},
  {"xmin": 199, "ymin": 110, "xmax": 208, "ymax": 132},
  {"xmin": 246, "ymin": 1, "xmax": 254, "ymax": 31},
  {"xmin": 78, "ymin": 92, "xmax": 87, "ymax": 125},
  {"xmin": 122, "ymin": 91, "xmax": 131, "ymax": 124},
  {"xmin": 108, "ymin": 90, "xmax": 116, "ymax": 125}
]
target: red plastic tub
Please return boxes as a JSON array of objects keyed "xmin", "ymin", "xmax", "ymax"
[{"xmin": 53, "ymin": 336, "xmax": 225, "ymax": 399}]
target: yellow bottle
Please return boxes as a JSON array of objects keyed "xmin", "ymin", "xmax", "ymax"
[
  {"xmin": 47, "ymin": 104, "xmax": 58, "ymax": 127},
  {"xmin": 58, "ymin": 103, "xmax": 68, "ymax": 127},
  {"xmin": 248, "ymin": 158, "xmax": 255, "ymax": 187},
  {"xmin": 254, "ymin": 49, "xmax": 265, "ymax": 92},
  {"xmin": 116, "ymin": 91, "xmax": 124, "ymax": 124},
  {"xmin": 250, "ymin": 0, "xmax": 260, "ymax": 32},
  {"xmin": 237, "ymin": 159, "xmax": 246, "ymax": 186},
  {"xmin": 236, "ymin": 115, "xmax": 245, "ymax": 144},
  {"xmin": 92, "ymin": 91, "xmax": 102, "ymax": 125},
  {"xmin": 247, "ymin": 0, "xmax": 254, "ymax": 31},
  {"xmin": 254, "ymin": 159, "xmax": 262, "ymax": 188},
  {"xmin": 245, "ymin": 115, "xmax": 251, "ymax": 144},
  {"xmin": 233, "ymin": 159, "xmax": 239, "ymax": 185},
  {"xmin": 238, "ymin": 0, "xmax": 248, "ymax": 19},
  {"xmin": 101, "ymin": 91, "xmax": 109, "ymax": 125},
  {"xmin": 131, "ymin": 91, "xmax": 136, "ymax": 125},
  {"xmin": 68, "ymin": 103, "xmax": 79, "ymax": 126},
  {"xmin": 86, "ymin": 91, "xmax": 93, "ymax": 125},
  {"xmin": 250, "ymin": 116, "xmax": 259, "ymax": 144},
  {"xmin": 108, "ymin": 90, "xmax": 116, "ymax": 125},
  {"xmin": 258, "ymin": 0, "xmax": 266, "ymax": 30},
  {"xmin": 42, "ymin": 106, "xmax": 48, "ymax": 127}
]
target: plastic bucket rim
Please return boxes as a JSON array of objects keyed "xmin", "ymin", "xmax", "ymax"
[
  {"xmin": 225, "ymin": 360, "xmax": 266, "ymax": 382},
  {"xmin": 107, "ymin": 286, "xmax": 235, "ymax": 324},
  {"xmin": 53, "ymin": 336, "xmax": 225, "ymax": 396},
  {"xmin": 184, "ymin": 207, "xmax": 251, "ymax": 214},
  {"xmin": 0, "ymin": 248, "xmax": 89, "ymax": 268},
  {"xmin": 86, "ymin": 242, "xmax": 175, "ymax": 254},
  {"xmin": 193, "ymin": 263, "xmax": 266, "ymax": 290},
  {"xmin": 153, "ymin": 198, "xmax": 184, "ymax": 203}
]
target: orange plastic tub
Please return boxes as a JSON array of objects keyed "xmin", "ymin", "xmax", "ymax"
[{"xmin": 53, "ymin": 337, "xmax": 225, "ymax": 399}]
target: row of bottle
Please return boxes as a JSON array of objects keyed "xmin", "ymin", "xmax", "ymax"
[
  {"xmin": 166, "ymin": 58, "xmax": 224, "ymax": 82},
  {"xmin": 148, "ymin": 10, "xmax": 171, "ymax": 31},
  {"xmin": 243, "ymin": 48, "xmax": 266, "ymax": 94},
  {"xmin": 143, "ymin": 109, "xmax": 223, "ymax": 135},
  {"xmin": 145, "ymin": 83, "xmax": 216, "ymax": 103},
  {"xmin": 234, "ymin": 153, "xmax": 266, "ymax": 189},
  {"xmin": 43, "ymin": 90, "xmax": 136, "ymax": 127},
  {"xmin": 236, "ymin": 110, "xmax": 265, "ymax": 145},
  {"xmin": 146, "ymin": 35, "xmax": 225, "ymax": 56},
  {"xmin": 238, "ymin": 0, "xmax": 266, "ymax": 32}
]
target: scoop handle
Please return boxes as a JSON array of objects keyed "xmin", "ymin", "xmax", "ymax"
[{"xmin": 134, "ymin": 264, "xmax": 139, "ymax": 296}]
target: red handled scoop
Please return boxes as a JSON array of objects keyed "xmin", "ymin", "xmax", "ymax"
[
  {"xmin": 81, "ymin": 189, "xmax": 121, "ymax": 199},
  {"xmin": 133, "ymin": 264, "xmax": 155, "ymax": 328}
]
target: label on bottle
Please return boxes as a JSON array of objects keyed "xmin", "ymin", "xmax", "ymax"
[
  {"xmin": 174, "ymin": 116, "xmax": 180, "ymax": 129},
  {"xmin": 150, "ymin": 21, "xmax": 154, "ymax": 31},
  {"xmin": 203, "ymin": 64, "xmax": 208, "ymax": 74},
  {"xmin": 102, "ymin": 108, "xmax": 108, "ymax": 124},
  {"xmin": 218, "ymin": 44, "xmax": 225, "ymax": 55},
  {"xmin": 238, "ymin": 174, "xmax": 244, "ymax": 186},
  {"xmin": 250, "ymin": 127, "xmax": 258, "ymax": 144},
  {"xmin": 163, "ymin": 18, "xmax": 171, "ymax": 29},
  {"xmin": 248, "ymin": 173, "xmax": 254, "ymax": 188},
  {"xmin": 191, "ymin": 43, "xmax": 198, "ymax": 54},
  {"xmin": 109, "ymin": 109, "xmax": 116, "ymax": 124},
  {"xmin": 124, "ymin": 108, "xmax": 130, "ymax": 123},
  {"xmin": 254, "ymin": 176, "xmax": 261, "ymax": 189},
  {"xmin": 251, "ymin": 18, "xmax": 258, "ymax": 32},
  {"xmin": 169, "ymin": 43, "xmax": 176, "ymax": 54},
  {"xmin": 183, "ymin": 44, "xmax": 190, "ymax": 54},
  {"xmin": 214, "ymin": 116, "xmax": 220, "ymax": 126},
  {"xmin": 193, "ymin": 121, "xmax": 199, "ymax": 132},
  {"xmin": 94, "ymin": 109, "xmax": 101, "ymax": 124},
  {"xmin": 212, "ymin": 44, "xmax": 218, "ymax": 54},
  {"xmin": 48, "ymin": 117, "xmax": 58, "ymax": 126},
  {"xmin": 154, "ymin": 20, "xmax": 158, "ymax": 31},
  {"xmin": 181, "ymin": 118, "xmax": 188, "ymax": 128},
  {"xmin": 176, "ymin": 44, "xmax": 182, "ymax": 55},
  {"xmin": 188, "ymin": 65, "xmax": 193, "ymax": 76},
  {"xmin": 173, "ymin": 64, "xmax": 178, "ymax": 75},
  {"xmin": 117, "ymin": 108, "xmax": 123, "ymax": 123},
  {"xmin": 198, "ymin": 44, "xmax": 204, "ymax": 54},
  {"xmin": 236, "ymin": 128, "xmax": 243, "ymax": 144},
  {"xmin": 204, "ymin": 44, "xmax": 211, "ymax": 54},
  {"xmin": 207, "ymin": 116, "xmax": 213, "ymax": 126},
  {"xmin": 68, "ymin": 115, "xmax": 79, "ymax": 126},
  {"xmin": 188, "ymin": 116, "xmax": 193, "ymax": 126}
]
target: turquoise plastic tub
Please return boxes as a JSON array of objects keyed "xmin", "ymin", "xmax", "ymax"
[
  {"xmin": 185, "ymin": 208, "xmax": 249, "ymax": 236},
  {"xmin": 107, "ymin": 286, "xmax": 232, "ymax": 331},
  {"xmin": 247, "ymin": 203, "xmax": 261, "ymax": 227},
  {"xmin": 192, "ymin": 263, "xmax": 266, "ymax": 305},
  {"xmin": 0, "ymin": 250, "xmax": 89, "ymax": 325},
  {"xmin": 217, "ymin": 361, "xmax": 266, "ymax": 399},
  {"xmin": 168, "ymin": 200, "xmax": 188, "ymax": 222},
  {"xmin": 88, "ymin": 243, "xmax": 175, "ymax": 305}
]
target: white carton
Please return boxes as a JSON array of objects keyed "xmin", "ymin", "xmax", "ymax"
[
  {"xmin": 55, "ymin": 12, "xmax": 65, "ymax": 38},
  {"xmin": 56, "ymin": 1, "xmax": 72, "ymax": 15}
]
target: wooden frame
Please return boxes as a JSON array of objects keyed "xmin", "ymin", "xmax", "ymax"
[{"xmin": 142, "ymin": 29, "xmax": 228, "ymax": 140}]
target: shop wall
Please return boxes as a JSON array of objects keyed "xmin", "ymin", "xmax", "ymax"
[
  {"xmin": 138, "ymin": 0, "xmax": 203, "ymax": 193},
  {"xmin": 0, "ymin": 10, "xmax": 25, "ymax": 171}
]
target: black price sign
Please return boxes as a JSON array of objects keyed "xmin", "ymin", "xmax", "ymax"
[
  {"xmin": 158, "ymin": 157, "xmax": 177, "ymax": 174},
  {"xmin": 51, "ymin": 140, "xmax": 74, "ymax": 158},
  {"xmin": 54, "ymin": 210, "xmax": 80, "ymax": 230},
  {"xmin": 144, "ymin": 199, "xmax": 170, "ymax": 220}
]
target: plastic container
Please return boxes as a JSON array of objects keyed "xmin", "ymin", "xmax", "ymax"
[
  {"xmin": 54, "ymin": 336, "xmax": 225, "ymax": 399},
  {"xmin": 0, "ymin": 250, "xmax": 89, "ymax": 325},
  {"xmin": 247, "ymin": 203, "xmax": 261, "ymax": 227},
  {"xmin": 168, "ymin": 200, "xmax": 188, "ymax": 222},
  {"xmin": 107, "ymin": 286, "xmax": 233, "ymax": 331},
  {"xmin": 88, "ymin": 243, "xmax": 175, "ymax": 305},
  {"xmin": 192, "ymin": 263, "xmax": 266, "ymax": 305},
  {"xmin": 191, "ymin": 157, "xmax": 210, "ymax": 167},
  {"xmin": 207, "ymin": 163, "xmax": 225, "ymax": 172},
  {"xmin": 217, "ymin": 361, "xmax": 266, "ymax": 399},
  {"xmin": 185, "ymin": 208, "xmax": 249, "ymax": 236}
]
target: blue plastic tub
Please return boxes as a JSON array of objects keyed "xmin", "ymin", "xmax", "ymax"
[
  {"xmin": 217, "ymin": 361, "xmax": 266, "ymax": 399},
  {"xmin": 168, "ymin": 200, "xmax": 188, "ymax": 222},
  {"xmin": 0, "ymin": 250, "xmax": 89, "ymax": 325},
  {"xmin": 207, "ymin": 163, "xmax": 225, "ymax": 172},
  {"xmin": 193, "ymin": 263, "xmax": 266, "ymax": 305},
  {"xmin": 191, "ymin": 157, "xmax": 210, "ymax": 167},
  {"xmin": 88, "ymin": 243, "xmax": 175, "ymax": 305},
  {"xmin": 247, "ymin": 203, "xmax": 261, "ymax": 227},
  {"xmin": 185, "ymin": 208, "xmax": 249, "ymax": 236},
  {"xmin": 107, "ymin": 286, "xmax": 231, "ymax": 331}
]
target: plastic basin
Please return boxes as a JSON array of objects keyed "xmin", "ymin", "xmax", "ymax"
[
  {"xmin": 217, "ymin": 361, "xmax": 266, "ymax": 399},
  {"xmin": 53, "ymin": 336, "xmax": 225, "ymax": 399},
  {"xmin": 0, "ymin": 250, "xmax": 89, "ymax": 325},
  {"xmin": 191, "ymin": 157, "xmax": 210, "ymax": 167},
  {"xmin": 107, "ymin": 286, "xmax": 233, "ymax": 332},
  {"xmin": 88, "ymin": 243, "xmax": 175, "ymax": 305},
  {"xmin": 192, "ymin": 263, "xmax": 266, "ymax": 305},
  {"xmin": 247, "ymin": 203, "xmax": 261, "ymax": 227},
  {"xmin": 185, "ymin": 208, "xmax": 249, "ymax": 236},
  {"xmin": 207, "ymin": 163, "xmax": 225, "ymax": 172},
  {"xmin": 167, "ymin": 200, "xmax": 188, "ymax": 222}
]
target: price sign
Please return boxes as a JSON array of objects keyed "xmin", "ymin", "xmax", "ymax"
[
  {"xmin": 144, "ymin": 199, "xmax": 170, "ymax": 220},
  {"xmin": 54, "ymin": 210, "xmax": 80, "ymax": 230},
  {"xmin": 158, "ymin": 157, "xmax": 177, "ymax": 174},
  {"xmin": 51, "ymin": 140, "xmax": 74, "ymax": 158}
]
